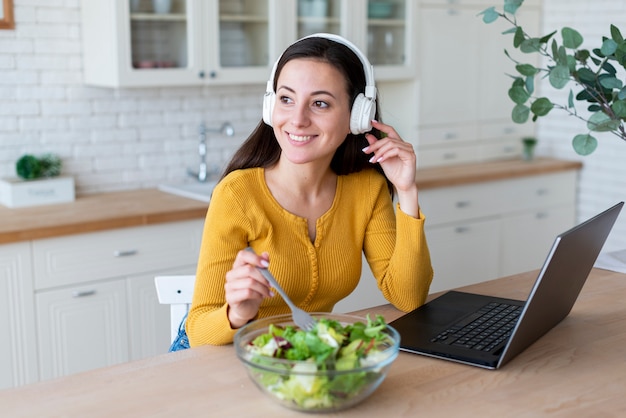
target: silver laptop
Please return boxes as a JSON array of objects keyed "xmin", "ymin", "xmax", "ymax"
[{"xmin": 389, "ymin": 202, "xmax": 623, "ymax": 369}]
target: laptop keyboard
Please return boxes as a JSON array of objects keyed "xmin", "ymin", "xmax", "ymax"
[{"xmin": 431, "ymin": 302, "xmax": 522, "ymax": 352}]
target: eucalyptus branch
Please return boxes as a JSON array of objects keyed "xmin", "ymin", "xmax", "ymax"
[{"xmin": 480, "ymin": 0, "xmax": 626, "ymax": 155}]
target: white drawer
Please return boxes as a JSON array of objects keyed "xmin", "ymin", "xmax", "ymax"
[
  {"xmin": 418, "ymin": 124, "xmax": 477, "ymax": 146},
  {"xmin": 495, "ymin": 172, "xmax": 578, "ymax": 213},
  {"xmin": 477, "ymin": 120, "xmax": 535, "ymax": 141},
  {"xmin": 480, "ymin": 139, "xmax": 522, "ymax": 161},
  {"xmin": 420, "ymin": 171, "xmax": 578, "ymax": 226},
  {"xmin": 420, "ymin": 181, "xmax": 501, "ymax": 225},
  {"xmin": 418, "ymin": 144, "xmax": 479, "ymax": 168},
  {"xmin": 33, "ymin": 220, "xmax": 204, "ymax": 290}
]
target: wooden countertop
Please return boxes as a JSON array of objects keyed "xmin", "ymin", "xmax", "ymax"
[
  {"xmin": 0, "ymin": 158, "xmax": 581, "ymax": 245},
  {"xmin": 0, "ymin": 189, "xmax": 209, "ymax": 244},
  {"xmin": 2, "ymin": 268, "xmax": 624, "ymax": 416},
  {"xmin": 416, "ymin": 157, "xmax": 582, "ymax": 189}
]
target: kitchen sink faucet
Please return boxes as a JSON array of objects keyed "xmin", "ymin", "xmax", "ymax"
[{"xmin": 188, "ymin": 122, "xmax": 234, "ymax": 182}]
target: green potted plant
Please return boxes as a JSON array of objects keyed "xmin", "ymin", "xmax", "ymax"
[
  {"xmin": 0, "ymin": 154, "xmax": 75, "ymax": 208},
  {"xmin": 479, "ymin": 0, "xmax": 626, "ymax": 155},
  {"xmin": 522, "ymin": 136, "xmax": 537, "ymax": 161}
]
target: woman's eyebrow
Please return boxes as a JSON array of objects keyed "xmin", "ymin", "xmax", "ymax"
[{"xmin": 277, "ymin": 85, "xmax": 337, "ymax": 99}]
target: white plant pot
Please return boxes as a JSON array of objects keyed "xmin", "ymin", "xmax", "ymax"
[{"xmin": 0, "ymin": 176, "xmax": 75, "ymax": 208}]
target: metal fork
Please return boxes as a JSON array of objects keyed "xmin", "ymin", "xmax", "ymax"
[{"xmin": 245, "ymin": 247, "xmax": 317, "ymax": 331}]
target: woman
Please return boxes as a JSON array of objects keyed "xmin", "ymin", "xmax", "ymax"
[{"xmin": 185, "ymin": 34, "xmax": 433, "ymax": 347}]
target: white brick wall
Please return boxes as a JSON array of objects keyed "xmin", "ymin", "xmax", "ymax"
[
  {"xmin": 537, "ymin": 0, "xmax": 626, "ymax": 252},
  {"xmin": 0, "ymin": 0, "xmax": 262, "ymax": 195}
]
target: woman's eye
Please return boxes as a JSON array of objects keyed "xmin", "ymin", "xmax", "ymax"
[
  {"xmin": 313, "ymin": 100, "xmax": 329, "ymax": 109},
  {"xmin": 279, "ymin": 96, "xmax": 293, "ymax": 104}
]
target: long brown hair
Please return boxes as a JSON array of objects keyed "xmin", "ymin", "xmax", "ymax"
[{"xmin": 221, "ymin": 36, "xmax": 393, "ymax": 197}]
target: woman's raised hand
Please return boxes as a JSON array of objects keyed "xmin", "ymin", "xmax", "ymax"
[
  {"xmin": 363, "ymin": 120, "xmax": 420, "ymax": 217},
  {"xmin": 224, "ymin": 248, "xmax": 272, "ymax": 328}
]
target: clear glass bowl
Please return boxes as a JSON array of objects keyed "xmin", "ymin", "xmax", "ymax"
[{"xmin": 234, "ymin": 313, "xmax": 400, "ymax": 413}]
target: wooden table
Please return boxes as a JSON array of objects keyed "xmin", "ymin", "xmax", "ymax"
[{"xmin": 2, "ymin": 268, "xmax": 624, "ymax": 416}]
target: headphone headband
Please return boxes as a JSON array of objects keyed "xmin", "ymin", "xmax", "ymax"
[{"xmin": 263, "ymin": 33, "xmax": 377, "ymax": 134}]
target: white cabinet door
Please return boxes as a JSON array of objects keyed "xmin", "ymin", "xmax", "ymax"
[
  {"xmin": 417, "ymin": 0, "xmax": 542, "ymax": 166},
  {"xmin": 426, "ymin": 218, "xmax": 501, "ymax": 292},
  {"xmin": 36, "ymin": 279, "xmax": 129, "ymax": 381},
  {"xmin": 81, "ymin": 0, "xmax": 418, "ymax": 87},
  {"xmin": 0, "ymin": 242, "xmax": 38, "ymax": 389},
  {"xmin": 500, "ymin": 204, "xmax": 576, "ymax": 277},
  {"xmin": 418, "ymin": 5, "xmax": 480, "ymax": 126}
]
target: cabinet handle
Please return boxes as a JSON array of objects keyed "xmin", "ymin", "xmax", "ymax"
[
  {"xmin": 198, "ymin": 70, "xmax": 205, "ymax": 78},
  {"xmin": 113, "ymin": 249, "xmax": 138, "ymax": 257},
  {"xmin": 443, "ymin": 152, "xmax": 457, "ymax": 159},
  {"xmin": 455, "ymin": 226, "xmax": 470, "ymax": 234},
  {"xmin": 536, "ymin": 188, "xmax": 549, "ymax": 196},
  {"xmin": 536, "ymin": 212, "xmax": 549, "ymax": 219},
  {"xmin": 443, "ymin": 132, "xmax": 457, "ymax": 140},
  {"xmin": 72, "ymin": 290, "xmax": 96, "ymax": 298},
  {"xmin": 456, "ymin": 200, "xmax": 471, "ymax": 208}
]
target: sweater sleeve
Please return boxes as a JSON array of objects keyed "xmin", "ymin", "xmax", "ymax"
[
  {"xmin": 185, "ymin": 180, "xmax": 251, "ymax": 346},
  {"xmin": 364, "ymin": 179, "xmax": 434, "ymax": 312}
]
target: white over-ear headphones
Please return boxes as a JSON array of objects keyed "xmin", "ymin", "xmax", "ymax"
[{"xmin": 262, "ymin": 33, "xmax": 377, "ymax": 135}]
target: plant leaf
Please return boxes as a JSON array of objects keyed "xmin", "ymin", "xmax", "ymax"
[
  {"xmin": 512, "ymin": 104, "xmax": 530, "ymax": 123},
  {"xmin": 601, "ymin": 38, "xmax": 618, "ymax": 56},
  {"xmin": 530, "ymin": 97, "xmax": 554, "ymax": 116},
  {"xmin": 503, "ymin": 0, "xmax": 523, "ymax": 14},
  {"xmin": 575, "ymin": 49, "xmax": 590, "ymax": 63},
  {"xmin": 516, "ymin": 63, "xmax": 538, "ymax": 76},
  {"xmin": 562, "ymin": 27, "xmax": 584, "ymax": 49},
  {"xmin": 540, "ymin": 30, "xmax": 557, "ymax": 44},
  {"xmin": 549, "ymin": 65, "xmax": 571, "ymax": 89},
  {"xmin": 572, "ymin": 134, "xmax": 598, "ymax": 155},
  {"xmin": 520, "ymin": 38, "xmax": 542, "ymax": 53},
  {"xmin": 618, "ymin": 86, "xmax": 626, "ymax": 100},
  {"xmin": 508, "ymin": 85, "xmax": 530, "ymax": 104},
  {"xmin": 599, "ymin": 75, "xmax": 623, "ymax": 90},
  {"xmin": 576, "ymin": 68, "xmax": 596, "ymax": 84},
  {"xmin": 568, "ymin": 89, "xmax": 575, "ymax": 108},
  {"xmin": 602, "ymin": 60, "xmax": 617, "ymax": 75},
  {"xmin": 611, "ymin": 99, "xmax": 626, "ymax": 118},
  {"xmin": 525, "ymin": 75, "xmax": 535, "ymax": 95},
  {"xmin": 514, "ymin": 27, "xmax": 525, "ymax": 48},
  {"xmin": 479, "ymin": 7, "xmax": 499, "ymax": 24},
  {"xmin": 587, "ymin": 111, "xmax": 620, "ymax": 132},
  {"xmin": 611, "ymin": 24, "xmax": 624, "ymax": 43}
]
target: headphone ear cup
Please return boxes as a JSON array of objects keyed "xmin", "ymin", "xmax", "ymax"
[
  {"xmin": 263, "ymin": 92, "xmax": 275, "ymax": 126},
  {"xmin": 350, "ymin": 94, "xmax": 376, "ymax": 134}
]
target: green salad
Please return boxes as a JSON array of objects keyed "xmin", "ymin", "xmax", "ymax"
[{"xmin": 244, "ymin": 315, "xmax": 395, "ymax": 410}]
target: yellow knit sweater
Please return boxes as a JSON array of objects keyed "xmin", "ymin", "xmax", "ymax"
[{"xmin": 186, "ymin": 167, "xmax": 433, "ymax": 346}]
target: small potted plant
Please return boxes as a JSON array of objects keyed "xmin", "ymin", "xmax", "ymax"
[
  {"xmin": 0, "ymin": 154, "xmax": 75, "ymax": 208},
  {"xmin": 521, "ymin": 136, "xmax": 537, "ymax": 161}
]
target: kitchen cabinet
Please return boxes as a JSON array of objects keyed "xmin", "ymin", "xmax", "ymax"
[
  {"xmin": 0, "ymin": 242, "xmax": 38, "ymax": 390},
  {"xmin": 0, "ymin": 219, "xmax": 203, "ymax": 386},
  {"xmin": 80, "ymin": 0, "xmax": 417, "ymax": 88},
  {"xmin": 417, "ymin": 0, "xmax": 541, "ymax": 168},
  {"xmin": 421, "ymin": 170, "xmax": 578, "ymax": 292},
  {"xmin": 35, "ymin": 279, "xmax": 130, "ymax": 381}
]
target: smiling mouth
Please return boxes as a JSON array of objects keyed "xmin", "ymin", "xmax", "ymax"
[{"xmin": 288, "ymin": 133, "xmax": 312, "ymax": 142}]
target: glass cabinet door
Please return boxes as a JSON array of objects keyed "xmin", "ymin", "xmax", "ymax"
[
  {"xmin": 128, "ymin": 0, "xmax": 191, "ymax": 70},
  {"xmin": 297, "ymin": 0, "xmax": 342, "ymax": 38},
  {"xmin": 366, "ymin": 0, "xmax": 407, "ymax": 67},
  {"xmin": 218, "ymin": 0, "xmax": 270, "ymax": 68}
]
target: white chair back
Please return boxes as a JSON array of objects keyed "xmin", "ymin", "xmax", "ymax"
[{"xmin": 154, "ymin": 275, "xmax": 196, "ymax": 343}]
